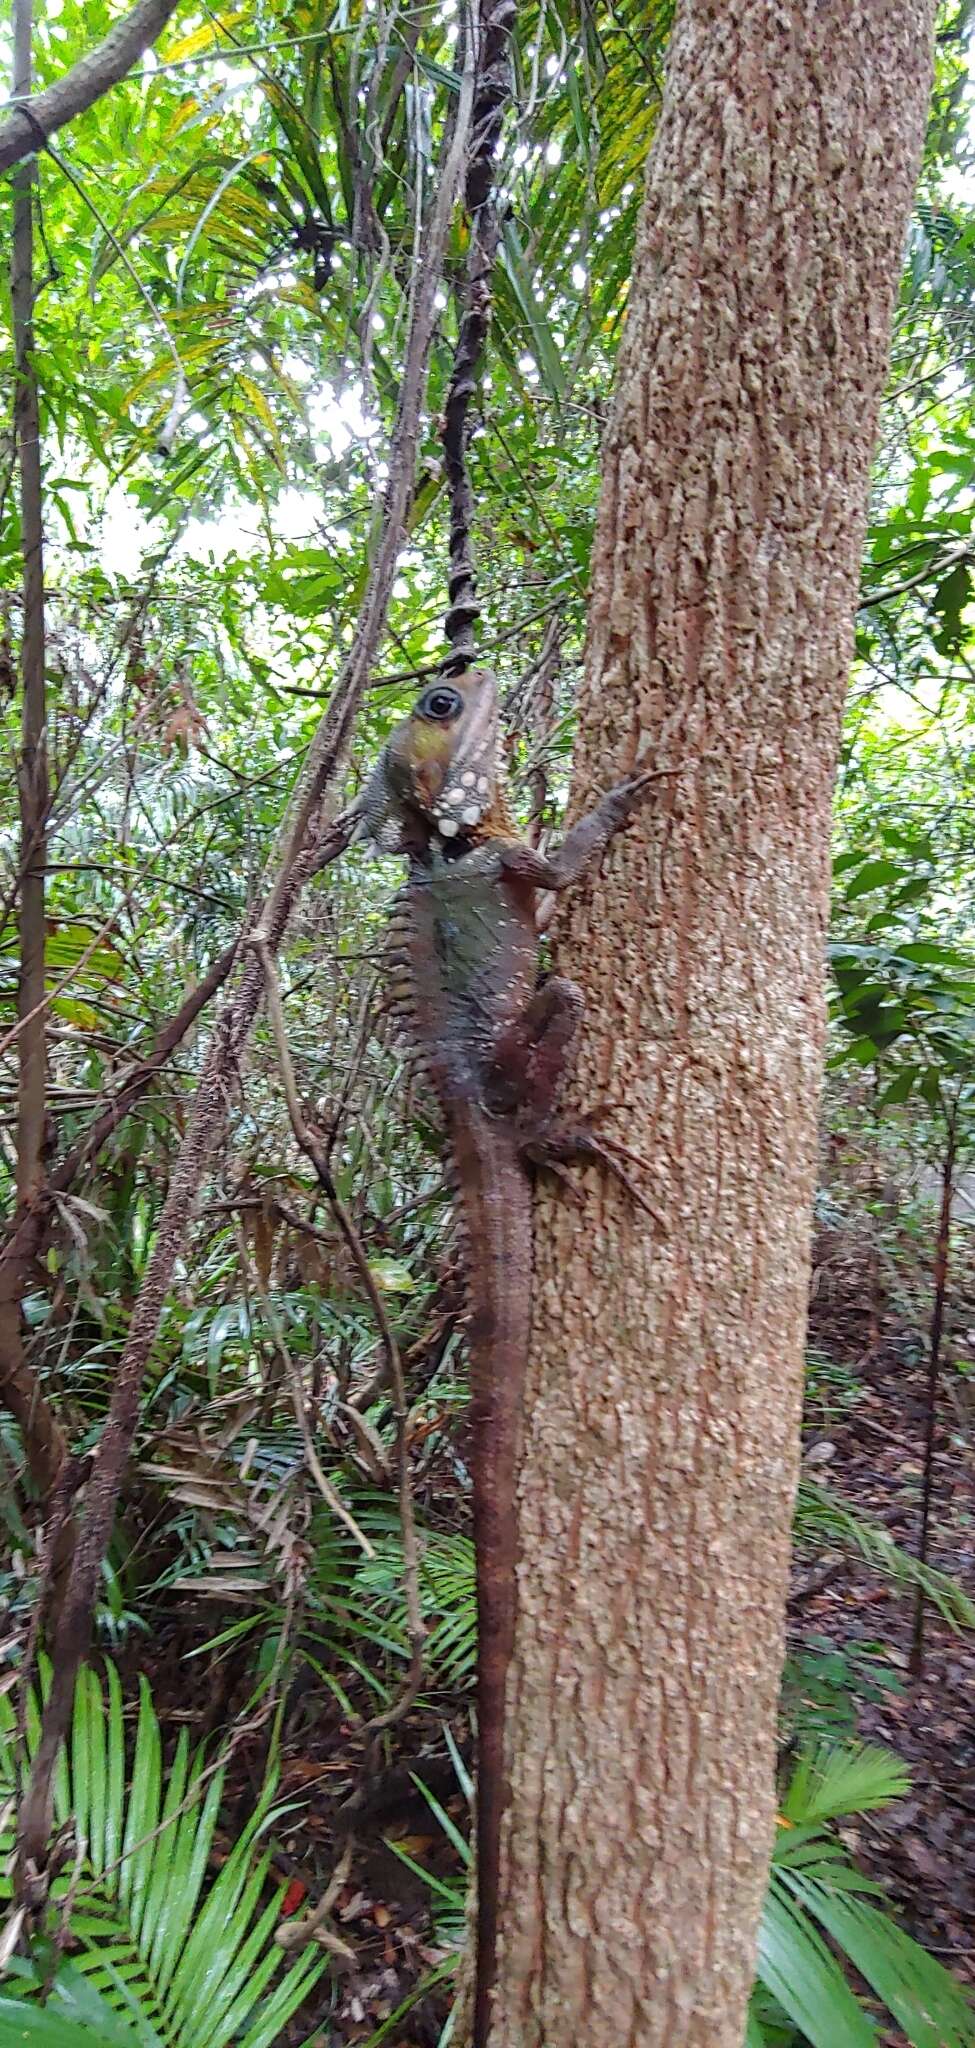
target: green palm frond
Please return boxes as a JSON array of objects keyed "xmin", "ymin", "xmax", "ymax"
[
  {"xmin": 751, "ymin": 1748, "xmax": 975, "ymax": 2048},
  {"xmin": 773, "ymin": 1874, "xmax": 974, "ymax": 2048},
  {"xmin": 0, "ymin": 1991, "xmax": 139, "ymax": 2047},
  {"xmin": 795, "ymin": 1478, "xmax": 975, "ymax": 1628},
  {"xmin": 756, "ymin": 1884, "xmax": 878, "ymax": 2048},
  {"xmin": 358, "ymin": 1525, "xmax": 476, "ymax": 1688},
  {"xmin": 356, "ymin": 1479, "xmax": 973, "ymax": 1715},
  {"xmin": 0, "ymin": 1949, "xmax": 155, "ymax": 2046},
  {"xmin": 780, "ymin": 1743, "xmax": 911, "ymax": 1825},
  {"xmin": 0, "ymin": 1664, "xmax": 324, "ymax": 2048}
]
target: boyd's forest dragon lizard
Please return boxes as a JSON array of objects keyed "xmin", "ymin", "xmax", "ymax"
[{"xmin": 356, "ymin": 667, "xmax": 661, "ymax": 2047}]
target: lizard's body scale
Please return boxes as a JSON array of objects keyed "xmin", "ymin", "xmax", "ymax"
[
  {"xmin": 398, "ymin": 842, "xmax": 539, "ymax": 2048},
  {"xmin": 361, "ymin": 669, "xmax": 660, "ymax": 2047}
]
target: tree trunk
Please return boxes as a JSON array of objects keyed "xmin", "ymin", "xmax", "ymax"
[
  {"xmin": 12, "ymin": 0, "xmax": 48, "ymax": 1209},
  {"xmin": 490, "ymin": 5, "xmax": 934, "ymax": 2045}
]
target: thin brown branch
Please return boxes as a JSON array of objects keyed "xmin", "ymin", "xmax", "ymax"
[
  {"xmin": 250, "ymin": 932, "xmax": 424, "ymax": 1733},
  {"xmin": 16, "ymin": 35, "xmax": 476, "ymax": 1887},
  {"xmin": 324, "ymin": 970, "xmax": 380, "ymax": 1161},
  {"xmin": 0, "ymin": 935, "xmax": 238, "ymax": 1278},
  {"xmin": 0, "ymin": 938, "xmax": 239, "ymax": 1622},
  {"xmin": 0, "ymin": 1225, "xmax": 68, "ymax": 1502},
  {"xmin": 0, "ymin": 0, "xmax": 183, "ymax": 173},
  {"xmin": 857, "ymin": 546, "xmax": 971, "ymax": 610},
  {"xmin": 52, "ymin": 939, "xmax": 239, "ymax": 1194},
  {"xmin": 0, "ymin": 904, "xmax": 126, "ymax": 1064},
  {"xmin": 275, "ymin": 1839, "xmax": 356, "ymax": 1957},
  {"xmin": 259, "ymin": 1283, "xmax": 376, "ymax": 1559}
]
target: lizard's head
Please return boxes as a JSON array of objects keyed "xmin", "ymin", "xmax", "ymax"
[{"xmin": 386, "ymin": 667, "xmax": 502, "ymax": 843}]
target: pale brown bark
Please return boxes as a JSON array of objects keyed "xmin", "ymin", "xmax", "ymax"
[{"xmin": 489, "ymin": 5, "xmax": 935, "ymax": 2046}]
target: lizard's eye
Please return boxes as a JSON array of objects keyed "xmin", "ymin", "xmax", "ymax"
[{"xmin": 419, "ymin": 685, "xmax": 462, "ymax": 721}]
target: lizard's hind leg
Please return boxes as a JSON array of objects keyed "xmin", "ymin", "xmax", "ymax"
[
  {"xmin": 484, "ymin": 974, "xmax": 583, "ymax": 1119},
  {"xmin": 488, "ymin": 977, "xmax": 665, "ymax": 1225}
]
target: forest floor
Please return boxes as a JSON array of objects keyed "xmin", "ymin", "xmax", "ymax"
[
  {"xmin": 796, "ymin": 1200, "xmax": 975, "ymax": 2015},
  {"xmin": 144, "ymin": 1196, "xmax": 975, "ymax": 2045},
  {"xmin": 263, "ymin": 1197, "xmax": 975, "ymax": 2043}
]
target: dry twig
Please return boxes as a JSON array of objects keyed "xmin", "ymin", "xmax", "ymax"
[{"xmin": 275, "ymin": 1838, "xmax": 356, "ymax": 1957}]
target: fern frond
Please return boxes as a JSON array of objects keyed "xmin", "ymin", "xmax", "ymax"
[{"xmin": 0, "ymin": 1665, "xmax": 324, "ymax": 2048}]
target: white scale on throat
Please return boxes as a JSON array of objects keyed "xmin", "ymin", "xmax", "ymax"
[{"xmin": 435, "ymin": 771, "xmax": 492, "ymax": 839}]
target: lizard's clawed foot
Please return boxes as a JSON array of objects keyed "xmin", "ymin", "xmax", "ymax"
[{"xmin": 520, "ymin": 1119, "xmax": 666, "ymax": 1230}]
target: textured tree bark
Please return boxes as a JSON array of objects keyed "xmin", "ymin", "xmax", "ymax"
[{"xmin": 488, "ymin": 5, "xmax": 935, "ymax": 2046}]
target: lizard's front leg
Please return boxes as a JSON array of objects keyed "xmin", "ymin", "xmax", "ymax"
[{"xmin": 498, "ymin": 765, "xmax": 669, "ymax": 894}]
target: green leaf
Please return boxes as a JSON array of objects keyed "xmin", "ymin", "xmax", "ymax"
[
  {"xmin": 757, "ymin": 1886, "xmax": 878, "ymax": 2048},
  {"xmin": 223, "ymin": 1946, "xmax": 325, "ymax": 2048},
  {"xmin": 140, "ymin": 1727, "xmax": 190, "ymax": 1961},
  {"xmin": 781, "ymin": 1746, "xmax": 911, "ymax": 1826},
  {"xmin": 896, "ymin": 942, "xmax": 973, "ymax": 968},
  {"xmin": 931, "ymin": 558, "xmax": 972, "ymax": 656},
  {"xmin": 119, "ymin": 1678, "xmax": 161, "ymax": 1940},
  {"xmin": 877, "ymin": 1067, "xmax": 920, "ymax": 1106},
  {"xmin": 103, "ymin": 1663, "xmax": 125, "ymax": 1890},
  {"xmin": 842, "ymin": 1036, "xmax": 882, "ymax": 1067},
  {"xmin": 0, "ymin": 1671, "xmax": 325, "ymax": 2048},
  {"xmin": 794, "ymin": 1482, "xmax": 975, "ymax": 1628},
  {"xmin": 788, "ymin": 1879, "xmax": 975, "ymax": 2048},
  {"xmin": 408, "ymin": 1772, "xmax": 472, "ymax": 1866},
  {"xmin": 368, "ymin": 1256, "xmax": 415, "ymax": 1294},
  {"xmin": 0, "ymin": 1998, "xmax": 140, "ymax": 2048},
  {"xmin": 501, "ymin": 219, "xmax": 567, "ymax": 403},
  {"xmin": 842, "ymin": 859, "xmax": 908, "ymax": 900}
]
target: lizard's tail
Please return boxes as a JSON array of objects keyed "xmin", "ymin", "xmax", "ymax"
[
  {"xmin": 451, "ymin": 1112, "xmax": 532, "ymax": 2048},
  {"xmin": 472, "ymin": 1358, "xmax": 521, "ymax": 2048}
]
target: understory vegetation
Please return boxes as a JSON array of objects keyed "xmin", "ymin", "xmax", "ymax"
[{"xmin": 2, "ymin": 2, "xmax": 975, "ymax": 2043}]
